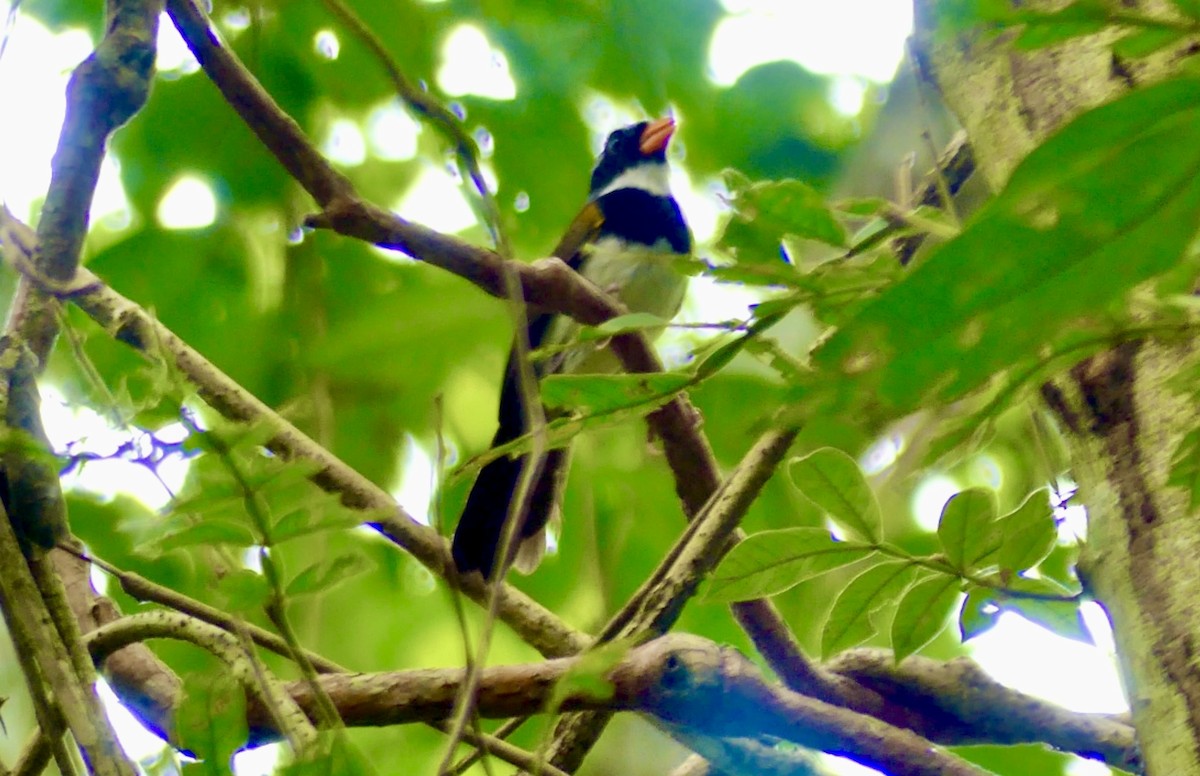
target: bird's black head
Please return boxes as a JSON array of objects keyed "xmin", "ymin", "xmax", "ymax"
[{"xmin": 589, "ymin": 117, "xmax": 675, "ymax": 197}]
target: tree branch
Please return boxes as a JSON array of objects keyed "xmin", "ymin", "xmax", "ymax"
[
  {"xmin": 663, "ymin": 735, "xmax": 825, "ymax": 776},
  {"xmin": 85, "ymin": 628, "xmax": 988, "ymax": 776},
  {"xmin": 52, "ymin": 547, "xmax": 182, "ymax": 743},
  {"xmin": 87, "ymin": 611, "xmax": 318, "ymax": 753},
  {"xmin": 67, "ymin": 540, "xmax": 1139, "ymax": 770},
  {"xmin": 11, "ymin": 0, "xmax": 161, "ymax": 363},
  {"xmin": 12, "ymin": 729, "xmax": 55, "ymax": 776},
  {"xmin": 829, "ymin": 648, "xmax": 1141, "ymax": 772},
  {"xmin": 74, "ymin": 546, "xmax": 348, "ymax": 672},
  {"xmin": 0, "ymin": 462, "xmax": 129, "ymax": 774}
]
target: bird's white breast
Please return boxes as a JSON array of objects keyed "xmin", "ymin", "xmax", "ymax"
[{"xmin": 546, "ymin": 235, "xmax": 687, "ymax": 375}]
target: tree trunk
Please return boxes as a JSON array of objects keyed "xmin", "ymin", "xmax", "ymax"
[{"xmin": 912, "ymin": 1, "xmax": 1200, "ymax": 771}]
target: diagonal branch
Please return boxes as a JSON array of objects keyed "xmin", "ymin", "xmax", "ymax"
[
  {"xmin": 829, "ymin": 648, "xmax": 1141, "ymax": 773},
  {"xmin": 12, "ymin": 0, "xmax": 162, "ymax": 363},
  {"xmin": 543, "ymin": 427, "xmax": 905, "ymax": 770},
  {"xmin": 67, "ymin": 270, "xmax": 589, "ymax": 657}
]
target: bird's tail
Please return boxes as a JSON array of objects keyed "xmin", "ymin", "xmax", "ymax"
[{"xmin": 451, "ymin": 444, "xmax": 570, "ymax": 580}]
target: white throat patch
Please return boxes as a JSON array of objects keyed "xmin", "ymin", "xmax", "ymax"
[{"xmin": 594, "ymin": 162, "xmax": 671, "ymax": 200}]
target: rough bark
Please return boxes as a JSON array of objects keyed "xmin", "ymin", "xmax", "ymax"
[{"xmin": 912, "ymin": 1, "xmax": 1200, "ymax": 772}]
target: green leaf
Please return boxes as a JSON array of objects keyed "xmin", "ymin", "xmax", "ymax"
[
  {"xmin": 165, "ymin": 485, "xmax": 243, "ymax": 521},
  {"xmin": 1113, "ymin": 27, "xmax": 1188, "ymax": 58},
  {"xmin": 844, "ymin": 217, "xmax": 896, "ymax": 258},
  {"xmin": 272, "ymin": 504, "xmax": 364, "ymax": 543},
  {"xmin": 835, "ymin": 197, "xmax": 890, "ymax": 216},
  {"xmin": 751, "ymin": 296, "xmax": 803, "ymax": 320},
  {"xmin": 959, "ymin": 586, "xmax": 1000, "ymax": 641},
  {"xmin": 176, "ymin": 672, "xmax": 247, "ymax": 771},
  {"xmin": 788, "ymin": 448, "xmax": 882, "ymax": 543},
  {"xmin": 706, "ymin": 528, "xmax": 874, "ymax": 602},
  {"xmin": 285, "ymin": 553, "xmax": 374, "ymax": 598},
  {"xmin": 540, "ymin": 373, "xmax": 691, "ymax": 414},
  {"xmin": 812, "ymin": 77, "xmax": 1200, "ymax": 425},
  {"xmin": 456, "ymin": 387, "xmax": 683, "ymax": 475},
  {"xmin": 1011, "ymin": 1, "xmax": 1110, "ymax": 49},
  {"xmin": 798, "ymin": 253, "xmax": 904, "ymax": 327},
  {"xmin": 923, "ymin": 412, "xmax": 998, "ymax": 468},
  {"xmin": 997, "ymin": 489, "xmax": 1057, "ymax": 572},
  {"xmin": 933, "ymin": 0, "xmax": 1018, "ymax": 35},
  {"xmin": 279, "ymin": 733, "xmax": 379, "ymax": 776},
  {"xmin": 822, "ymin": 560, "xmax": 920, "ymax": 658},
  {"xmin": 1014, "ymin": 18, "xmax": 1107, "ymax": 49},
  {"xmin": 701, "ymin": 259, "xmax": 805, "ymax": 288},
  {"xmin": 719, "ymin": 170, "xmax": 847, "ymax": 261},
  {"xmin": 195, "ymin": 418, "xmax": 278, "ymax": 458},
  {"xmin": 1171, "ymin": 0, "xmax": 1200, "ymax": 21},
  {"xmin": 1168, "ymin": 427, "xmax": 1200, "ymax": 509},
  {"xmin": 590, "ymin": 312, "xmax": 672, "ymax": 337},
  {"xmin": 937, "ymin": 488, "xmax": 1000, "ymax": 571},
  {"xmin": 694, "ymin": 311, "xmax": 787, "ymax": 379},
  {"xmin": 545, "ymin": 637, "xmax": 638, "ymax": 713},
  {"xmin": 215, "ymin": 568, "xmax": 270, "ymax": 613},
  {"xmin": 158, "ymin": 520, "xmax": 257, "ymax": 552},
  {"xmin": 1000, "ymin": 587, "xmax": 1091, "ymax": 644},
  {"xmin": 892, "ymin": 573, "xmax": 961, "ymax": 661}
]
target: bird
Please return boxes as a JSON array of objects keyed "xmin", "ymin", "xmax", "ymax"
[{"xmin": 451, "ymin": 117, "xmax": 691, "ymax": 580}]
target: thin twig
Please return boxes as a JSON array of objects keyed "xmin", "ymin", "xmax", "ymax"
[
  {"xmin": 65, "ymin": 545, "xmax": 346, "ymax": 671},
  {"xmin": 430, "ymin": 395, "xmax": 500, "ymax": 776},
  {"xmin": 433, "ymin": 722, "xmax": 569, "ymax": 776},
  {"xmin": 890, "ymin": 132, "xmax": 975, "ymax": 265},
  {"xmin": 450, "ymin": 717, "xmax": 528, "ymax": 775}
]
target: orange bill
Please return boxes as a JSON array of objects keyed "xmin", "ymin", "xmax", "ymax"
[{"xmin": 639, "ymin": 117, "xmax": 676, "ymax": 155}]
